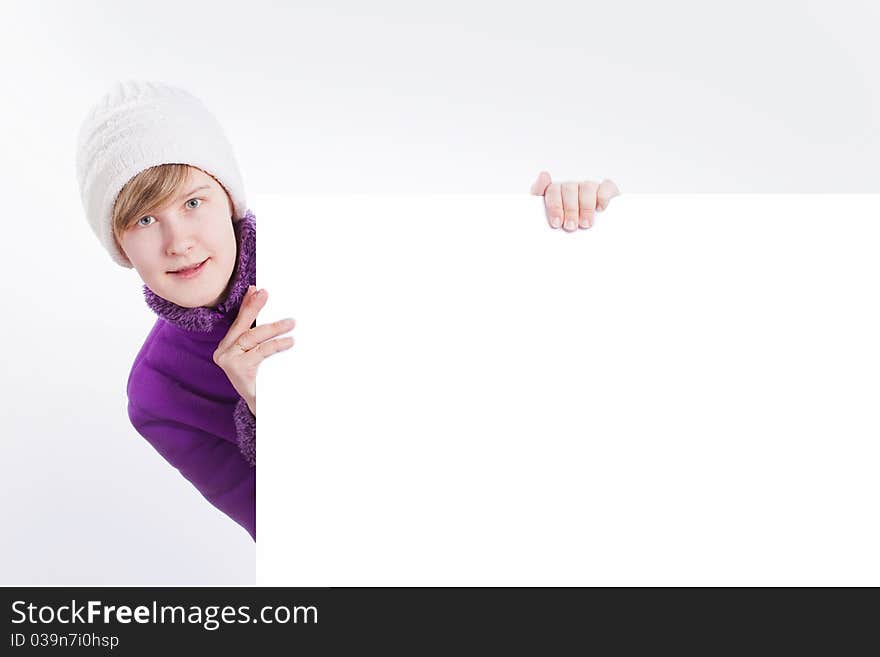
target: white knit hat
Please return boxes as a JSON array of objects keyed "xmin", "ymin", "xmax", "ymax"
[{"xmin": 75, "ymin": 79, "xmax": 249, "ymax": 268}]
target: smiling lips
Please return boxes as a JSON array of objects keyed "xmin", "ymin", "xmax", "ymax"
[{"xmin": 170, "ymin": 258, "xmax": 209, "ymax": 279}]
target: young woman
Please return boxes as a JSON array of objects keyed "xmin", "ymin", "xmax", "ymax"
[{"xmin": 74, "ymin": 79, "xmax": 619, "ymax": 541}]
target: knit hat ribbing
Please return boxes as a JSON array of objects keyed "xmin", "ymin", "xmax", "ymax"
[{"xmin": 75, "ymin": 80, "xmax": 248, "ymax": 268}]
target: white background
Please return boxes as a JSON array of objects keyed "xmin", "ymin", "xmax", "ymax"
[
  {"xmin": 259, "ymin": 193, "xmax": 880, "ymax": 586},
  {"xmin": 1, "ymin": 0, "xmax": 879, "ymax": 584}
]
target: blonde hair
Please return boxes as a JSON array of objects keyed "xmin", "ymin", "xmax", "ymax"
[{"xmin": 110, "ymin": 163, "xmax": 231, "ymax": 252}]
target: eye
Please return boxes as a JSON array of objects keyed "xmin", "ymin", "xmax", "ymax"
[
  {"xmin": 137, "ymin": 216, "xmax": 156, "ymax": 227},
  {"xmin": 186, "ymin": 198, "xmax": 202, "ymax": 209}
]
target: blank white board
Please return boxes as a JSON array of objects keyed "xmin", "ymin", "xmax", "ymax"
[{"xmin": 256, "ymin": 193, "xmax": 880, "ymax": 586}]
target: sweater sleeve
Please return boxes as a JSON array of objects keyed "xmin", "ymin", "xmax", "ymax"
[
  {"xmin": 233, "ymin": 397, "xmax": 256, "ymax": 467},
  {"xmin": 127, "ymin": 397, "xmax": 257, "ymax": 540}
]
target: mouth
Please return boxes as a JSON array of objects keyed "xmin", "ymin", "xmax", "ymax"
[{"xmin": 168, "ymin": 258, "xmax": 209, "ymax": 279}]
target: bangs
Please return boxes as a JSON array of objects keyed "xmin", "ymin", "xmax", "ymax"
[{"xmin": 111, "ymin": 163, "xmax": 192, "ymax": 243}]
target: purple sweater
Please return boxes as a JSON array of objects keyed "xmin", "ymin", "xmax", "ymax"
[{"xmin": 126, "ymin": 211, "xmax": 257, "ymax": 540}]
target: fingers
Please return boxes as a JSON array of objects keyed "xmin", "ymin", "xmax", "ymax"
[
  {"xmin": 578, "ymin": 181, "xmax": 598, "ymax": 229},
  {"xmin": 544, "ymin": 183, "xmax": 563, "ymax": 229},
  {"xmin": 543, "ymin": 177, "xmax": 619, "ymax": 232},
  {"xmin": 530, "ymin": 170, "xmax": 552, "ymax": 196},
  {"xmin": 596, "ymin": 179, "xmax": 620, "ymax": 211},
  {"xmin": 217, "ymin": 286, "xmax": 267, "ymax": 353},
  {"xmin": 561, "ymin": 182, "xmax": 579, "ymax": 231},
  {"xmin": 245, "ymin": 335, "xmax": 295, "ymax": 364},
  {"xmin": 236, "ymin": 317, "xmax": 296, "ymax": 351}
]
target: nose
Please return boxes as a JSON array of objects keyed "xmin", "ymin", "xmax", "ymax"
[{"xmin": 163, "ymin": 215, "xmax": 196, "ymax": 257}]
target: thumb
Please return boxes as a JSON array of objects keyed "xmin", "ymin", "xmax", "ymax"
[{"xmin": 530, "ymin": 170, "xmax": 552, "ymax": 195}]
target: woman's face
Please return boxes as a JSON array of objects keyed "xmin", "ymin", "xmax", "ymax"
[{"xmin": 118, "ymin": 167, "xmax": 238, "ymax": 308}]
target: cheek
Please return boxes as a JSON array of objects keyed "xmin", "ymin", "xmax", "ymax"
[
  {"xmin": 134, "ymin": 262, "xmax": 163, "ymax": 288},
  {"xmin": 129, "ymin": 249, "xmax": 160, "ymax": 274},
  {"xmin": 121, "ymin": 245, "xmax": 148, "ymax": 273},
  {"xmin": 219, "ymin": 247, "xmax": 237, "ymax": 277},
  {"xmin": 217, "ymin": 230, "xmax": 238, "ymax": 268},
  {"xmin": 125, "ymin": 248, "xmax": 166, "ymax": 287},
  {"xmin": 121, "ymin": 234, "xmax": 155, "ymax": 267}
]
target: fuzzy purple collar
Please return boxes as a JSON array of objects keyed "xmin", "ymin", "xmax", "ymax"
[{"xmin": 143, "ymin": 210, "xmax": 256, "ymax": 332}]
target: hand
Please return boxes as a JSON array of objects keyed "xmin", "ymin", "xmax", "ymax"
[
  {"xmin": 530, "ymin": 171, "xmax": 620, "ymax": 232},
  {"xmin": 213, "ymin": 285, "xmax": 296, "ymax": 416}
]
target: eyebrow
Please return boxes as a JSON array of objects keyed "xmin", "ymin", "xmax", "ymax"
[{"xmin": 174, "ymin": 184, "xmax": 212, "ymax": 202}]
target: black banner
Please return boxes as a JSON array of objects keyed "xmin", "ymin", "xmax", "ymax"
[{"xmin": 1, "ymin": 587, "xmax": 873, "ymax": 653}]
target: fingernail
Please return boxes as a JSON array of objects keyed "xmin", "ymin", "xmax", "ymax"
[
  {"xmin": 550, "ymin": 216, "xmax": 562, "ymax": 228},
  {"xmin": 564, "ymin": 219, "xmax": 576, "ymax": 230}
]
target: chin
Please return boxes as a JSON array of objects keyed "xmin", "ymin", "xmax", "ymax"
[{"xmin": 158, "ymin": 281, "xmax": 226, "ymax": 308}]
